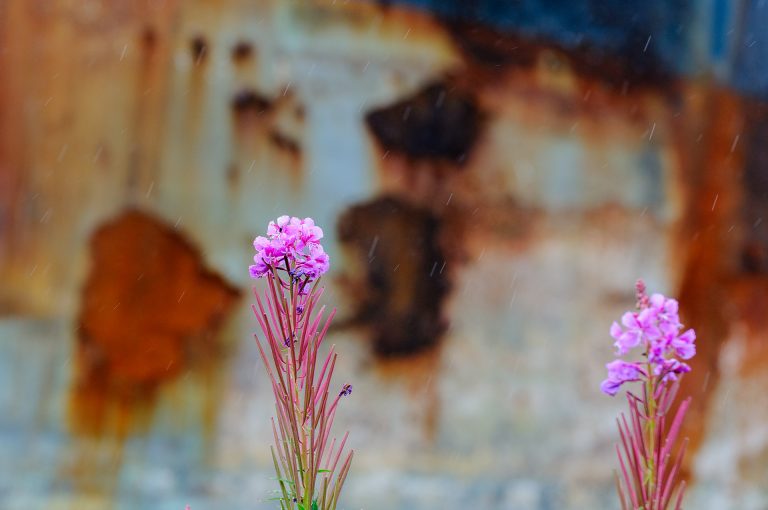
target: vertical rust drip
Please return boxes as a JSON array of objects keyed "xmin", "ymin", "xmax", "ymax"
[
  {"xmin": 0, "ymin": 1, "xmax": 29, "ymax": 298},
  {"xmin": 128, "ymin": 1, "xmax": 181, "ymax": 197},
  {"xmin": 675, "ymin": 88, "xmax": 745, "ymax": 476}
]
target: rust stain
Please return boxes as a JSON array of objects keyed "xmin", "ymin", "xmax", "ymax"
[
  {"xmin": 371, "ymin": 347, "xmax": 443, "ymax": 442},
  {"xmin": 338, "ymin": 196, "xmax": 451, "ymax": 356},
  {"xmin": 365, "ymin": 82, "xmax": 484, "ymax": 164},
  {"xmin": 729, "ymin": 278, "xmax": 768, "ymax": 373},
  {"xmin": 447, "ymin": 21, "xmax": 677, "ymax": 93},
  {"xmin": 231, "ymin": 89, "xmax": 273, "ymax": 121},
  {"xmin": 0, "ymin": 0, "xmax": 29, "ymax": 305},
  {"xmin": 129, "ymin": 4, "xmax": 179, "ymax": 197},
  {"xmin": 70, "ymin": 209, "xmax": 240, "ymax": 436},
  {"xmin": 231, "ymin": 40, "xmax": 254, "ymax": 63},
  {"xmin": 674, "ymin": 88, "xmax": 746, "ymax": 477},
  {"xmin": 268, "ymin": 129, "xmax": 301, "ymax": 157},
  {"xmin": 190, "ymin": 34, "xmax": 208, "ymax": 65},
  {"xmin": 740, "ymin": 98, "xmax": 768, "ymax": 273},
  {"xmin": 226, "ymin": 162, "xmax": 240, "ymax": 190}
]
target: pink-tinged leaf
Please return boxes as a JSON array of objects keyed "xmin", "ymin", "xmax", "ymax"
[
  {"xmin": 627, "ymin": 396, "xmax": 647, "ymax": 462},
  {"xmin": 662, "ymin": 398, "xmax": 691, "ymax": 461},
  {"xmin": 660, "ymin": 438, "xmax": 688, "ymax": 508},
  {"xmin": 673, "ymin": 480, "xmax": 686, "ymax": 510},
  {"xmin": 613, "ymin": 470, "xmax": 629, "ymax": 510},
  {"xmin": 616, "ymin": 443, "xmax": 638, "ymax": 509},
  {"xmin": 330, "ymin": 450, "xmax": 354, "ymax": 510},
  {"xmin": 620, "ymin": 413, "xmax": 647, "ymax": 502},
  {"xmin": 329, "ymin": 431, "xmax": 349, "ymax": 481},
  {"xmin": 314, "ymin": 351, "xmax": 337, "ymax": 409},
  {"xmin": 616, "ymin": 417, "xmax": 643, "ymax": 507}
]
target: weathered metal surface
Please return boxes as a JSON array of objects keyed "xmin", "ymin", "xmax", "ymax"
[{"xmin": 0, "ymin": 1, "xmax": 767, "ymax": 509}]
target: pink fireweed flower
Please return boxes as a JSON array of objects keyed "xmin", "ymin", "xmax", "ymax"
[
  {"xmin": 654, "ymin": 357, "xmax": 691, "ymax": 381},
  {"xmin": 297, "ymin": 217, "xmax": 324, "ymax": 248},
  {"xmin": 249, "ymin": 215, "xmax": 329, "ymax": 281},
  {"xmin": 600, "ymin": 360, "xmax": 645, "ymax": 396},
  {"xmin": 603, "ymin": 279, "xmax": 696, "ymax": 510},
  {"xmin": 297, "ymin": 244, "xmax": 330, "ymax": 279},
  {"xmin": 670, "ymin": 328, "xmax": 696, "ymax": 359},
  {"xmin": 610, "ymin": 308, "xmax": 661, "ymax": 355}
]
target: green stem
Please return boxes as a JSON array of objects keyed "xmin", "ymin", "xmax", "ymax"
[{"xmin": 646, "ymin": 361, "xmax": 657, "ymax": 502}]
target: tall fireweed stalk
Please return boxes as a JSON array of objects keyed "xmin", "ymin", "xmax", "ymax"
[
  {"xmin": 249, "ymin": 215, "xmax": 353, "ymax": 510},
  {"xmin": 601, "ymin": 280, "xmax": 697, "ymax": 510}
]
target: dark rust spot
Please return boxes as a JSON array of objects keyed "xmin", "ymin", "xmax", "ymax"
[
  {"xmin": 231, "ymin": 40, "xmax": 254, "ymax": 63},
  {"xmin": 71, "ymin": 210, "xmax": 240, "ymax": 435},
  {"xmin": 190, "ymin": 34, "xmax": 207, "ymax": 64},
  {"xmin": 338, "ymin": 196, "xmax": 450, "ymax": 356},
  {"xmin": 447, "ymin": 22, "xmax": 676, "ymax": 92},
  {"xmin": 141, "ymin": 26, "xmax": 157, "ymax": 51},
  {"xmin": 446, "ymin": 23, "xmax": 536, "ymax": 69},
  {"xmin": 365, "ymin": 82, "xmax": 483, "ymax": 163},
  {"xmin": 231, "ymin": 89, "xmax": 272, "ymax": 117},
  {"xmin": 226, "ymin": 162, "xmax": 239, "ymax": 189},
  {"xmin": 741, "ymin": 99, "xmax": 768, "ymax": 273},
  {"xmin": 269, "ymin": 130, "xmax": 301, "ymax": 156}
]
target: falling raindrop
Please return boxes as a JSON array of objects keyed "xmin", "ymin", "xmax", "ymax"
[{"xmin": 731, "ymin": 134, "xmax": 740, "ymax": 152}]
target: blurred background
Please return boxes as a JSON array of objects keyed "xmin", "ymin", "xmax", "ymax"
[{"xmin": 1, "ymin": 0, "xmax": 767, "ymax": 508}]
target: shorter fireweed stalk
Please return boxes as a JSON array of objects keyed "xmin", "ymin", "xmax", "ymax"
[
  {"xmin": 601, "ymin": 280, "xmax": 697, "ymax": 510},
  {"xmin": 250, "ymin": 216, "xmax": 353, "ymax": 510}
]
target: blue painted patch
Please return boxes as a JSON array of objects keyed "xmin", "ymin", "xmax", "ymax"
[
  {"xmin": 379, "ymin": 0, "xmax": 694, "ymax": 72},
  {"xmin": 375, "ymin": 0, "xmax": 768, "ymax": 97},
  {"xmin": 731, "ymin": 0, "xmax": 768, "ymax": 98}
]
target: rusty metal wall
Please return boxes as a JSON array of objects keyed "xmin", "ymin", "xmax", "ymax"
[{"xmin": 1, "ymin": 1, "xmax": 767, "ymax": 509}]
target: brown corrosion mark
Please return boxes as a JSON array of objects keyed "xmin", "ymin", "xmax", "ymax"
[
  {"xmin": 674, "ymin": 88, "xmax": 745, "ymax": 477},
  {"xmin": 338, "ymin": 196, "xmax": 450, "ymax": 356},
  {"xmin": 190, "ymin": 34, "xmax": 207, "ymax": 65},
  {"xmin": 231, "ymin": 40, "xmax": 254, "ymax": 63},
  {"xmin": 232, "ymin": 89, "xmax": 273, "ymax": 118},
  {"xmin": 226, "ymin": 162, "xmax": 240, "ymax": 190},
  {"xmin": 740, "ymin": 98, "xmax": 768, "ymax": 273},
  {"xmin": 365, "ymin": 82, "xmax": 484, "ymax": 164},
  {"xmin": 447, "ymin": 22, "xmax": 677, "ymax": 93},
  {"xmin": 269, "ymin": 130, "xmax": 301, "ymax": 157},
  {"xmin": 71, "ymin": 209, "xmax": 240, "ymax": 435},
  {"xmin": 141, "ymin": 26, "xmax": 157, "ymax": 51}
]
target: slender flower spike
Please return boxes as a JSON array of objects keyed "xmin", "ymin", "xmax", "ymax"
[
  {"xmin": 250, "ymin": 216, "xmax": 353, "ymax": 510},
  {"xmin": 603, "ymin": 280, "xmax": 695, "ymax": 510}
]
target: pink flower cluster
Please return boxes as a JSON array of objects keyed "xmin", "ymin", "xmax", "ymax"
[
  {"xmin": 249, "ymin": 215, "xmax": 330, "ymax": 280},
  {"xmin": 600, "ymin": 281, "xmax": 696, "ymax": 396}
]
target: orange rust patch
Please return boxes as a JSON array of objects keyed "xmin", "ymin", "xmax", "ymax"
[
  {"xmin": 674, "ymin": 88, "xmax": 746, "ymax": 476},
  {"xmin": 71, "ymin": 209, "xmax": 239, "ymax": 435}
]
